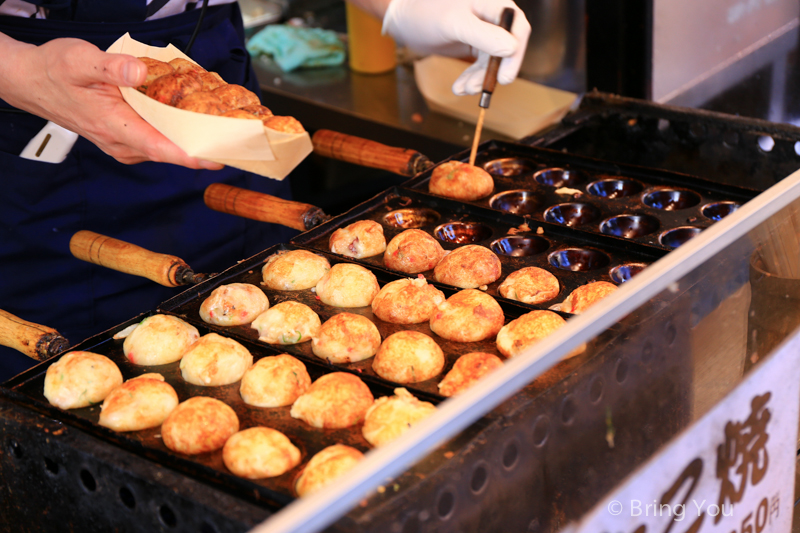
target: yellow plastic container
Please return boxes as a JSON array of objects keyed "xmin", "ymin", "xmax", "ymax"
[{"xmin": 346, "ymin": 3, "xmax": 397, "ymax": 74}]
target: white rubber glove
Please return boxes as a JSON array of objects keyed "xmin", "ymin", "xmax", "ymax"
[{"xmin": 382, "ymin": 0, "xmax": 531, "ymax": 95}]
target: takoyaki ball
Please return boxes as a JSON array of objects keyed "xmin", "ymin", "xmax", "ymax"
[
  {"xmin": 290, "ymin": 372, "xmax": 374, "ymax": 429},
  {"xmin": 43, "ymin": 351, "xmax": 123, "ymax": 410},
  {"xmin": 212, "ymin": 84, "xmax": 260, "ymax": 108},
  {"xmin": 372, "ymin": 331, "xmax": 444, "ymax": 384},
  {"xmin": 429, "ymin": 160, "xmax": 494, "ymax": 201},
  {"xmin": 311, "ymin": 313, "xmax": 381, "ymax": 364},
  {"xmin": 220, "ymin": 108, "xmax": 263, "ymax": 120},
  {"xmin": 329, "ymin": 220, "xmax": 387, "ymax": 259},
  {"xmin": 162, "ymin": 396, "xmax": 239, "ymax": 455},
  {"xmin": 199, "ymin": 283, "xmax": 269, "ymax": 326},
  {"xmin": 496, "ymin": 310, "xmax": 584, "ymax": 359},
  {"xmin": 136, "ymin": 57, "xmax": 174, "ymax": 93},
  {"xmin": 175, "ymin": 91, "xmax": 231, "ymax": 115},
  {"xmin": 223, "ymin": 427, "xmax": 301, "ymax": 479},
  {"xmin": 384, "ymin": 229, "xmax": 446, "ymax": 274},
  {"xmin": 437, "ymin": 352, "xmax": 503, "ymax": 397},
  {"xmin": 98, "ymin": 374, "xmax": 179, "ymax": 432},
  {"xmin": 261, "ymin": 249, "xmax": 331, "ymax": 291},
  {"xmin": 362, "ymin": 388, "xmax": 437, "ymax": 447},
  {"xmin": 251, "ymin": 301, "xmax": 320, "ymax": 345},
  {"xmin": 560, "ymin": 281, "xmax": 617, "ymax": 314},
  {"xmin": 240, "ymin": 354, "xmax": 311, "ymax": 408},
  {"xmin": 145, "ymin": 71, "xmax": 203, "ymax": 106},
  {"xmin": 295, "ymin": 445, "xmax": 364, "ymax": 497},
  {"xmin": 371, "ymin": 277, "xmax": 445, "ymax": 324},
  {"xmin": 199, "ymin": 71, "xmax": 226, "ymax": 91},
  {"xmin": 315, "ymin": 263, "xmax": 380, "ymax": 308},
  {"xmin": 498, "ymin": 267, "xmax": 560, "ymax": 305},
  {"xmin": 240, "ymin": 104, "xmax": 274, "ymax": 118},
  {"xmin": 434, "ymin": 245, "xmax": 502, "ymax": 289},
  {"xmin": 168, "ymin": 57, "xmax": 206, "ymax": 75},
  {"xmin": 123, "ymin": 314, "xmax": 200, "ymax": 366},
  {"xmin": 429, "ymin": 289, "xmax": 504, "ymax": 343},
  {"xmin": 180, "ymin": 333, "xmax": 253, "ymax": 386},
  {"xmin": 263, "ymin": 115, "xmax": 306, "ymax": 133}
]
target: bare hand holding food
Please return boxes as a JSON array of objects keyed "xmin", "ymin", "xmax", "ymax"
[{"xmin": 0, "ymin": 36, "xmax": 216, "ymax": 167}]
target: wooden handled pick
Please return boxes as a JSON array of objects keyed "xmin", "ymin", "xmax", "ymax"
[
  {"xmin": 70, "ymin": 230, "xmax": 205, "ymax": 287},
  {"xmin": 469, "ymin": 7, "xmax": 516, "ymax": 166},
  {"xmin": 0, "ymin": 310, "xmax": 69, "ymax": 361}
]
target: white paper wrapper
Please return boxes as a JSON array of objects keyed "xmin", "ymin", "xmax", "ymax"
[
  {"xmin": 414, "ymin": 55, "xmax": 578, "ymax": 140},
  {"xmin": 108, "ymin": 33, "xmax": 313, "ymax": 180}
]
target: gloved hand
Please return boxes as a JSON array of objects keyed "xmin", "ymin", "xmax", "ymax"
[{"xmin": 382, "ymin": 0, "xmax": 531, "ymax": 96}]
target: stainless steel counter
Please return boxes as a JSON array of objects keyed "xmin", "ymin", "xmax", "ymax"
[{"xmin": 253, "ymin": 55, "xmax": 516, "ymax": 158}]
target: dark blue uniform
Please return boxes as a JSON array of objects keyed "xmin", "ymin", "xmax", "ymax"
[{"xmin": 0, "ymin": 2, "xmax": 297, "ymax": 381}]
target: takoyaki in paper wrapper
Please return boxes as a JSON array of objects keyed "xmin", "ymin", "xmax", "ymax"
[{"xmin": 108, "ymin": 33, "xmax": 312, "ymax": 180}]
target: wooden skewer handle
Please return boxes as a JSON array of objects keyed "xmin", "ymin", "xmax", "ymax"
[
  {"xmin": 312, "ymin": 129, "xmax": 432, "ymax": 177},
  {"xmin": 204, "ymin": 184, "xmax": 330, "ymax": 231},
  {"xmin": 0, "ymin": 310, "xmax": 69, "ymax": 361},
  {"xmin": 70, "ymin": 230, "xmax": 193, "ymax": 287},
  {"xmin": 481, "ymin": 8, "xmax": 516, "ymax": 97}
]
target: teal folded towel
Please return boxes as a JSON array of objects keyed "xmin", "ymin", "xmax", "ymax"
[{"xmin": 247, "ymin": 25, "xmax": 346, "ymax": 72}]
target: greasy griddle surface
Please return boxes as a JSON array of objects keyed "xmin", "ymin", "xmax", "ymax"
[
  {"xmin": 291, "ymin": 188, "xmax": 666, "ymax": 308},
  {"xmin": 159, "ymin": 244, "xmax": 598, "ymax": 401},
  {"xmin": 2, "ymin": 244, "xmax": 607, "ymax": 511},
  {"xmin": 401, "ymin": 141, "xmax": 758, "ymax": 250},
  {"xmin": 1, "ymin": 317, "xmax": 389, "ymax": 509}
]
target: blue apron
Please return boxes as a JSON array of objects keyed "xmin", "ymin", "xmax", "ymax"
[{"xmin": 0, "ymin": 2, "xmax": 297, "ymax": 380}]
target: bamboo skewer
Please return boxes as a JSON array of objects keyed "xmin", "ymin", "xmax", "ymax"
[
  {"xmin": 468, "ymin": 8, "xmax": 515, "ymax": 167},
  {"xmin": 468, "ymin": 108, "xmax": 486, "ymax": 166}
]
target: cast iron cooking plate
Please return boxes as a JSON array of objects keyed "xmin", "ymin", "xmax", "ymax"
[
  {"xmin": 544, "ymin": 203, "xmax": 601, "ymax": 227},
  {"xmin": 586, "ymin": 178, "xmax": 644, "ymax": 199},
  {"xmin": 158, "ymin": 243, "xmax": 598, "ymax": 401},
  {"xmin": 600, "ymin": 214, "xmax": 660, "ymax": 239},
  {"xmin": 383, "ymin": 207, "xmax": 441, "ymax": 228},
  {"xmin": 524, "ymin": 91, "xmax": 800, "ymax": 192},
  {"xmin": 0, "ymin": 304, "xmax": 531, "ymax": 514},
  {"xmin": 150, "ymin": 243, "xmax": 687, "ymax": 532},
  {"xmin": 490, "ymin": 235, "xmax": 550, "ymax": 257},
  {"xmin": 401, "ymin": 140, "xmax": 758, "ymax": 251},
  {"xmin": 489, "ymin": 189, "xmax": 540, "ymax": 215},
  {"xmin": 701, "ymin": 201, "xmax": 740, "ymax": 221},
  {"xmin": 0, "ymin": 101, "xmax": 737, "ymax": 530},
  {"xmin": 0, "ymin": 288, "xmax": 692, "ymax": 533},
  {"xmin": 0, "ymin": 238, "xmax": 622, "ymax": 519},
  {"xmin": 609, "ymin": 263, "xmax": 649, "ymax": 284},
  {"xmin": 434, "ymin": 222, "xmax": 494, "ymax": 244},
  {"xmin": 289, "ymin": 187, "xmax": 666, "ymax": 308}
]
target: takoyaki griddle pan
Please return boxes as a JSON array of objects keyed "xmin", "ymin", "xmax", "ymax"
[
  {"xmin": 157, "ymin": 243, "xmax": 617, "ymax": 402},
  {"xmin": 1, "ymin": 237, "xmax": 622, "ymax": 516},
  {"xmin": 0, "ymin": 309, "xmax": 491, "ymax": 514},
  {"xmin": 401, "ymin": 140, "xmax": 759, "ymax": 251},
  {"xmin": 524, "ymin": 91, "xmax": 800, "ymax": 192},
  {"xmin": 290, "ymin": 187, "xmax": 666, "ymax": 307}
]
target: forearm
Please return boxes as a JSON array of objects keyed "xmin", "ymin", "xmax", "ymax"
[{"xmin": 0, "ymin": 32, "xmax": 39, "ymax": 113}]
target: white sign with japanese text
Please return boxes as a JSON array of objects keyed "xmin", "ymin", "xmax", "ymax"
[{"xmin": 562, "ymin": 330, "xmax": 800, "ymax": 533}]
